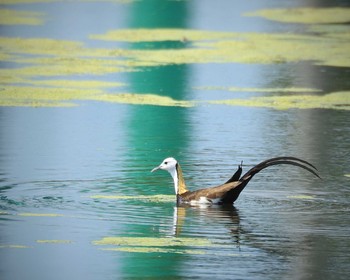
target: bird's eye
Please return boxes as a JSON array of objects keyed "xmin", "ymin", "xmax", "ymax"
[{"xmin": 164, "ymin": 162, "xmax": 168, "ymax": 165}]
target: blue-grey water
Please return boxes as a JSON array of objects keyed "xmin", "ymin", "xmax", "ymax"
[{"xmin": 1, "ymin": 1, "xmax": 350, "ymax": 280}]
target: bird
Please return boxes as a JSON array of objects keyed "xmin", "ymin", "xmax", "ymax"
[{"xmin": 151, "ymin": 157, "xmax": 320, "ymax": 205}]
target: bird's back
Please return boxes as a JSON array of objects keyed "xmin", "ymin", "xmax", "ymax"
[{"xmin": 179, "ymin": 181, "xmax": 242, "ymax": 204}]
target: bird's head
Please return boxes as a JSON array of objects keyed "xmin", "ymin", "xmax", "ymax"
[{"xmin": 151, "ymin": 157, "xmax": 178, "ymax": 173}]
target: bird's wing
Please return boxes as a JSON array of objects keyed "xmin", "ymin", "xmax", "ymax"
[{"xmin": 180, "ymin": 181, "xmax": 241, "ymax": 202}]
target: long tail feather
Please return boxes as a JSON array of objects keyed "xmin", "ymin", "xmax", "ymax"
[
  {"xmin": 221, "ymin": 157, "xmax": 320, "ymax": 204},
  {"xmin": 240, "ymin": 156, "xmax": 320, "ymax": 182}
]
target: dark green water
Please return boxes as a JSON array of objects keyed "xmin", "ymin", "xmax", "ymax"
[{"xmin": 1, "ymin": 1, "xmax": 350, "ymax": 279}]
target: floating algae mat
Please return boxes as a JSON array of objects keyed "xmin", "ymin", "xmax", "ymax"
[
  {"xmin": 210, "ymin": 92, "xmax": 350, "ymax": 111},
  {"xmin": 1, "ymin": 11, "xmax": 349, "ymax": 108},
  {"xmin": 90, "ymin": 28, "xmax": 238, "ymax": 42},
  {"xmin": 0, "ymin": 86, "xmax": 101, "ymax": 107},
  {"xmin": 90, "ymin": 28, "xmax": 350, "ymax": 67},
  {"xmin": 18, "ymin": 213, "xmax": 64, "ymax": 217},
  {"xmin": 93, "ymin": 236, "xmax": 212, "ymax": 254},
  {"xmin": 287, "ymin": 195, "xmax": 315, "ymax": 200},
  {"xmin": 90, "ymin": 194, "xmax": 175, "ymax": 203},
  {"xmin": 0, "ymin": 244, "xmax": 30, "ymax": 249},
  {"xmin": 1, "ymin": 85, "xmax": 349, "ymax": 110},
  {"xmin": 36, "ymin": 240, "xmax": 72, "ymax": 244},
  {"xmin": 195, "ymin": 86, "xmax": 322, "ymax": 93},
  {"xmin": 245, "ymin": 7, "xmax": 350, "ymax": 24},
  {"xmin": 0, "ymin": 8, "xmax": 44, "ymax": 25},
  {"xmin": 1, "ymin": 24, "xmax": 349, "ymax": 70},
  {"xmin": 90, "ymin": 93, "xmax": 193, "ymax": 107},
  {"xmin": 93, "ymin": 236, "xmax": 212, "ymax": 246},
  {"xmin": 0, "ymin": 86, "xmax": 191, "ymax": 107}
]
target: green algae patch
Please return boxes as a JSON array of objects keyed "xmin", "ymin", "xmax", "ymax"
[
  {"xmin": 0, "ymin": 36, "xmax": 85, "ymax": 57},
  {"xmin": 89, "ymin": 29, "xmax": 350, "ymax": 67},
  {"xmin": 0, "ymin": 36, "xmax": 133, "ymax": 66},
  {"xmin": 245, "ymin": 7, "xmax": 350, "ymax": 24},
  {"xmin": 93, "ymin": 236, "xmax": 212, "ymax": 247},
  {"xmin": 1, "ymin": 29, "xmax": 349, "ymax": 108},
  {"xmin": 0, "ymin": 9, "xmax": 44, "ymax": 25},
  {"xmin": 195, "ymin": 86, "xmax": 322, "ymax": 93},
  {"xmin": 0, "ymin": 62, "xmax": 128, "ymax": 78},
  {"xmin": 307, "ymin": 24, "xmax": 350, "ymax": 36},
  {"xmin": 29, "ymin": 79, "xmax": 126, "ymax": 89},
  {"xmin": 0, "ymin": 0, "xmax": 133, "ymax": 3},
  {"xmin": 1, "ymin": 28, "xmax": 349, "ymax": 92},
  {"xmin": 194, "ymin": 32, "xmax": 350, "ymax": 67},
  {"xmin": 0, "ymin": 86, "xmax": 191, "ymax": 107},
  {"xmin": 0, "ymin": 86, "xmax": 101, "ymax": 107},
  {"xmin": 102, "ymin": 246, "xmax": 206, "ymax": 255},
  {"xmin": 91, "ymin": 93, "xmax": 193, "ymax": 107},
  {"xmin": 210, "ymin": 91, "xmax": 350, "ymax": 111},
  {"xmin": 287, "ymin": 195, "xmax": 315, "ymax": 200},
  {"xmin": 90, "ymin": 194, "xmax": 175, "ymax": 203},
  {"xmin": 18, "ymin": 213, "xmax": 64, "ymax": 217},
  {"xmin": 0, "ymin": 100, "xmax": 76, "ymax": 107},
  {"xmin": 90, "ymin": 28, "xmax": 236, "ymax": 42},
  {"xmin": 0, "ymin": 244, "xmax": 30, "ymax": 249},
  {"xmin": 37, "ymin": 240, "xmax": 72, "ymax": 244},
  {"xmin": 93, "ymin": 236, "xmax": 217, "ymax": 254},
  {"xmin": 0, "ymin": 0, "xmax": 54, "ymax": 3}
]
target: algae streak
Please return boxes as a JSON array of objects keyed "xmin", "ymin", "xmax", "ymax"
[{"xmin": 210, "ymin": 92, "xmax": 350, "ymax": 110}]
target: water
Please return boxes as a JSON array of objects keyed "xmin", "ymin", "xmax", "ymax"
[{"xmin": 1, "ymin": 1, "xmax": 350, "ymax": 279}]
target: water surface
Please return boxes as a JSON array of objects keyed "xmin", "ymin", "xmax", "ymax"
[{"xmin": 1, "ymin": 1, "xmax": 350, "ymax": 279}]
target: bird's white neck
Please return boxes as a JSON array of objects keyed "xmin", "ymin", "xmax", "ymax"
[
  {"xmin": 169, "ymin": 168, "xmax": 179, "ymax": 195},
  {"xmin": 169, "ymin": 164, "xmax": 188, "ymax": 195}
]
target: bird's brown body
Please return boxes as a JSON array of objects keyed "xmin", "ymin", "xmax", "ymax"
[{"xmin": 152, "ymin": 157, "xmax": 320, "ymax": 205}]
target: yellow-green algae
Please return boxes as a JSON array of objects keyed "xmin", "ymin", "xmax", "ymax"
[
  {"xmin": 195, "ymin": 86, "xmax": 322, "ymax": 93},
  {"xmin": 0, "ymin": 86, "xmax": 101, "ymax": 107},
  {"xmin": 28, "ymin": 79, "xmax": 125, "ymax": 89},
  {"xmin": 307, "ymin": 24, "xmax": 350, "ymax": 36},
  {"xmin": 89, "ymin": 29, "xmax": 350, "ymax": 67},
  {"xmin": 37, "ymin": 240, "xmax": 72, "ymax": 244},
  {"xmin": 0, "ymin": 9, "xmax": 44, "ymax": 25},
  {"xmin": 0, "ymin": 86, "xmax": 192, "ymax": 107},
  {"xmin": 0, "ymin": 244, "xmax": 30, "ymax": 249},
  {"xmin": 0, "ymin": 0, "xmax": 54, "ymax": 3},
  {"xmin": 101, "ymin": 247, "xmax": 206, "ymax": 255},
  {"xmin": 245, "ymin": 7, "xmax": 350, "ymax": 24},
  {"xmin": 18, "ymin": 213, "xmax": 64, "ymax": 217},
  {"xmin": 91, "ymin": 93, "xmax": 193, "ymax": 107},
  {"xmin": 1, "ymin": 86, "xmax": 349, "ymax": 110},
  {"xmin": 1, "ymin": 28, "xmax": 350, "ymax": 108},
  {"xmin": 1, "ymin": 26, "xmax": 349, "ymax": 85},
  {"xmin": 0, "ymin": 0, "xmax": 133, "ymax": 3},
  {"xmin": 90, "ymin": 194, "xmax": 175, "ymax": 203},
  {"xmin": 192, "ymin": 32, "xmax": 350, "ymax": 67},
  {"xmin": 210, "ymin": 92, "xmax": 350, "ymax": 110},
  {"xmin": 92, "ymin": 236, "xmax": 240, "ymax": 255},
  {"xmin": 345, "ymin": 174, "xmax": 350, "ymax": 178},
  {"xmin": 90, "ymin": 28, "xmax": 237, "ymax": 42},
  {"xmin": 93, "ymin": 237, "xmax": 212, "ymax": 247},
  {"xmin": 0, "ymin": 36, "xmax": 85, "ymax": 57},
  {"xmin": 287, "ymin": 195, "xmax": 315, "ymax": 200}
]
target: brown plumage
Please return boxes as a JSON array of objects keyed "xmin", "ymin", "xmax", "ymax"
[{"xmin": 151, "ymin": 157, "xmax": 320, "ymax": 205}]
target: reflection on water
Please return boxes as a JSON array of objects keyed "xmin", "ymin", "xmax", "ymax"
[
  {"xmin": 1, "ymin": 1, "xmax": 350, "ymax": 280},
  {"xmin": 121, "ymin": 1, "xmax": 193, "ymax": 276}
]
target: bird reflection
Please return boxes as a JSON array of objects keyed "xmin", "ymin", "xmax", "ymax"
[{"xmin": 172, "ymin": 204, "xmax": 242, "ymax": 248}]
